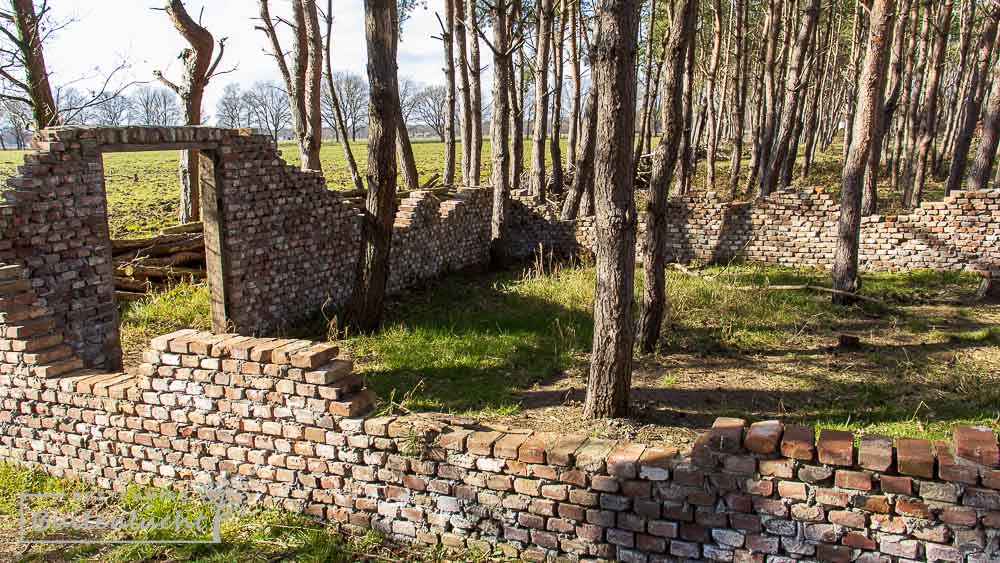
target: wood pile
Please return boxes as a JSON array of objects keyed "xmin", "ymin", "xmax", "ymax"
[{"xmin": 113, "ymin": 221, "xmax": 206, "ymax": 302}]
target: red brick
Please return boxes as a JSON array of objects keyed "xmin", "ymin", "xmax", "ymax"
[
  {"xmin": 880, "ymin": 474, "xmax": 912, "ymax": 495},
  {"xmin": 858, "ymin": 434, "xmax": 893, "ymax": 472},
  {"xmin": 466, "ymin": 431, "xmax": 503, "ymax": 456},
  {"xmin": 781, "ymin": 424, "xmax": 816, "ymax": 461},
  {"xmin": 842, "ymin": 532, "xmax": 876, "ymax": 550},
  {"xmin": 941, "ymin": 506, "xmax": 978, "ymax": 527},
  {"xmin": 816, "ymin": 544, "xmax": 852, "ymax": 563},
  {"xmin": 494, "ymin": 431, "xmax": 531, "ymax": 459},
  {"xmin": 954, "ymin": 425, "xmax": 1000, "ymax": 467},
  {"xmin": 935, "ymin": 441, "xmax": 979, "ymax": 484},
  {"xmin": 829, "ymin": 510, "xmax": 866, "ymax": 528},
  {"xmin": 744, "ymin": 420, "xmax": 783, "ymax": 454},
  {"xmin": 777, "ymin": 481, "xmax": 808, "ymax": 500},
  {"xmin": 637, "ymin": 446, "xmax": 677, "ymax": 480},
  {"xmin": 897, "ymin": 438, "xmax": 935, "ymax": 478},
  {"xmin": 710, "ymin": 417, "xmax": 747, "ymax": 453},
  {"xmin": 817, "ymin": 429, "xmax": 854, "ymax": 466},
  {"xmin": 815, "ymin": 488, "xmax": 850, "ymax": 507},
  {"xmin": 518, "ymin": 432, "xmax": 555, "ymax": 463},
  {"xmin": 547, "ymin": 433, "xmax": 588, "ymax": 466},
  {"xmin": 835, "ymin": 469, "xmax": 872, "ymax": 491},
  {"xmin": 607, "ymin": 443, "xmax": 646, "ymax": 478}
]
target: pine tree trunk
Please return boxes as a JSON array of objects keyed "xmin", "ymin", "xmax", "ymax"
[
  {"xmin": 902, "ymin": 1, "xmax": 934, "ymax": 205},
  {"xmin": 489, "ymin": 0, "xmax": 512, "ymax": 266},
  {"xmin": 705, "ymin": 0, "xmax": 723, "ymax": 189},
  {"xmin": 567, "ymin": 4, "xmax": 582, "ymax": 169},
  {"xmin": 637, "ymin": 0, "xmax": 693, "ymax": 353},
  {"xmin": 442, "ymin": 0, "xmax": 458, "ymax": 187},
  {"xmin": 347, "ymin": 0, "xmax": 403, "ymax": 333},
  {"xmin": 729, "ymin": 0, "xmax": 748, "ymax": 197},
  {"xmin": 756, "ymin": 0, "xmax": 783, "ymax": 197},
  {"xmin": 762, "ymin": 0, "xmax": 820, "ymax": 195},
  {"xmin": 454, "ymin": 0, "xmax": 473, "ymax": 185},
  {"xmin": 584, "ymin": 0, "xmax": 640, "ymax": 420},
  {"xmin": 968, "ymin": 57, "xmax": 1000, "ymax": 191},
  {"xmin": 909, "ymin": 0, "xmax": 953, "ymax": 207},
  {"xmin": 561, "ymin": 78, "xmax": 598, "ymax": 220},
  {"xmin": 530, "ymin": 0, "xmax": 554, "ymax": 202},
  {"xmin": 467, "ymin": 0, "xmax": 483, "ymax": 186},
  {"xmin": 676, "ymin": 6, "xmax": 697, "ymax": 195},
  {"xmin": 633, "ymin": 0, "xmax": 660, "ymax": 178},
  {"xmin": 549, "ymin": 2, "xmax": 567, "ymax": 194},
  {"xmin": 861, "ymin": 0, "xmax": 911, "ymax": 215},
  {"xmin": 946, "ymin": 5, "xmax": 999, "ymax": 195},
  {"xmin": 833, "ymin": 0, "xmax": 896, "ymax": 303}
]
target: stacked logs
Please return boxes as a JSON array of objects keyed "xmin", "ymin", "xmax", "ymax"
[{"xmin": 113, "ymin": 222, "xmax": 206, "ymax": 302}]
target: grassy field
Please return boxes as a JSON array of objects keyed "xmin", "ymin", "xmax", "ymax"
[{"xmin": 115, "ymin": 261, "xmax": 1000, "ymax": 445}]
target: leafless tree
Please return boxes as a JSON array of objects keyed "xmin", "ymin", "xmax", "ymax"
[
  {"xmin": 637, "ymin": 0, "xmax": 694, "ymax": 354},
  {"xmin": 90, "ymin": 91, "xmax": 133, "ymax": 127},
  {"xmin": 215, "ymin": 83, "xmax": 248, "ymax": 128},
  {"xmin": 413, "ymin": 84, "xmax": 449, "ymax": 141},
  {"xmin": 320, "ymin": 0, "xmax": 362, "ymax": 191},
  {"xmin": 1, "ymin": 99, "xmax": 31, "ymax": 148},
  {"xmin": 244, "ymin": 81, "xmax": 292, "ymax": 141},
  {"xmin": 257, "ymin": 0, "xmax": 324, "ymax": 171},
  {"xmin": 529, "ymin": 0, "xmax": 554, "ymax": 202},
  {"xmin": 332, "ymin": 71, "xmax": 369, "ymax": 140},
  {"xmin": 154, "ymin": 0, "xmax": 231, "ymax": 223},
  {"xmin": 130, "ymin": 86, "xmax": 182, "ymax": 126}
]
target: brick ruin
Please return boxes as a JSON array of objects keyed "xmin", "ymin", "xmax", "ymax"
[
  {"xmin": 2, "ymin": 328, "xmax": 999, "ymax": 562},
  {"xmin": 1, "ymin": 126, "xmax": 1000, "ymax": 560}
]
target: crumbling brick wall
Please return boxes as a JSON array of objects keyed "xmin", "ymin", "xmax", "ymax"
[
  {"xmin": 555, "ymin": 188, "xmax": 1000, "ymax": 277},
  {"xmin": 2, "ymin": 329, "xmax": 999, "ymax": 562},
  {"xmin": 1, "ymin": 127, "xmax": 496, "ymax": 368}
]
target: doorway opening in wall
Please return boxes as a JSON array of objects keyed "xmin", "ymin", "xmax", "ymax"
[{"xmin": 101, "ymin": 148, "xmax": 215, "ymax": 366}]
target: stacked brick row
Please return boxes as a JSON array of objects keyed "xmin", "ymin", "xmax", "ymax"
[{"xmin": 4, "ymin": 329, "xmax": 999, "ymax": 561}]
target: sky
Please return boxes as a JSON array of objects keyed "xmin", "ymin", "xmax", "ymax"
[{"xmin": 45, "ymin": 0, "xmax": 458, "ymax": 123}]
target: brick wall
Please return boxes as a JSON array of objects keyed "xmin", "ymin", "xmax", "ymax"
[
  {"xmin": 1, "ymin": 126, "xmax": 498, "ymax": 367},
  {"xmin": 3, "ymin": 329, "xmax": 1000, "ymax": 562},
  {"xmin": 559, "ymin": 188, "xmax": 1000, "ymax": 277}
]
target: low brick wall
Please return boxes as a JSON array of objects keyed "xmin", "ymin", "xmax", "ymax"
[
  {"xmin": 563, "ymin": 188, "xmax": 1000, "ymax": 277},
  {"xmin": 3, "ymin": 328, "xmax": 1000, "ymax": 562}
]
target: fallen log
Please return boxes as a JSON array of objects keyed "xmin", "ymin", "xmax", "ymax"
[
  {"xmin": 111, "ymin": 233, "xmax": 199, "ymax": 254},
  {"xmin": 420, "ymin": 173, "xmax": 441, "ymax": 190},
  {"xmin": 115, "ymin": 291, "xmax": 147, "ymax": 303},
  {"xmin": 734, "ymin": 284, "xmax": 886, "ymax": 306},
  {"xmin": 114, "ymin": 235, "xmax": 205, "ymax": 261},
  {"xmin": 114, "ymin": 264, "xmax": 206, "ymax": 280},
  {"xmin": 115, "ymin": 251, "xmax": 204, "ymax": 269},
  {"xmin": 113, "ymin": 276, "xmax": 151, "ymax": 293},
  {"xmin": 160, "ymin": 221, "xmax": 203, "ymax": 235}
]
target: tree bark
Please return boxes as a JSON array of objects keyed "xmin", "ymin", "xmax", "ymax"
[
  {"xmin": 561, "ymin": 74, "xmax": 598, "ymax": 220},
  {"xmin": 441, "ymin": 0, "xmax": 458, "ymax": 187},
  {"xmin": 489, "ymin": 0, "xmax": 512, "ymax": 266},
  {"xmin": 762, "ymin": 0, "xmax": 820, "ymax": 195},
  {"xmin": 567, "ymin": 4, "xmax": 582, "ymax": 170},
  {"xmin": 549, "ymin": 2, "xmax": 568, "ymax": 195},
  {"xmin": 637, "ymin": 0, "xmax": 693, "ymax": 353},
  {"xmin": 705, "ymin": 0, "xmax": 724, "ymax": 189},
  {"xmin": 10, "ymin": 0, "xmax": 58, "ymax": 129},
  {"xmin": 676, "ymin": 4, "xmax": 697, "ymax": 195},
  {"xmin": 946, "ymin": 5, "xmax": 1000, "ymax": 195},
  {"xmin": 968, "ymin": 56, "xmax": 1000, "ymax": 191},
  {"xmin": 833, "ymin": 0, "xmax": 896, "ymax": 303},
  {"xmin": 729, "ymin": 0, "xmax": 748, "ymax": 197},
  {"xmin": 257, "ymin": 0, "xmax": 323, "ymax": 172},
  {"xmin": 755, "ymin": 0, "xmax": 783, "ymax": 197},
  {"xmin": 509, "ymin": 0, "xmax": 525, "ymax": 192},
  {"xmin": 467, "ymin": 0, "xmax": 483, "ymax": 186},
  {"xmin": 862, "ymin": 0, "xmax": 911, "ymax": 215},
  {"xmin": 454, "ymin": 0, "xmax": 473, "ymax": 185},
  {"xmin": 908, "ymin": 0, "xmax": 953, "ymax": 208},
  {"xmin": 157, "ymin": 0, "xmax": 227, "ymax": 223},
  {"xmin": 323, "ymin": 0, "xmax": 363, "ymax": 192},
  {"xmin": 584, "ymin": 0, "xmax": 640, "ymax": 420},
  {"xmin": 530, "ymin": 0, "xmax": 555, "ymax": 202},
  {"xmin": 347, "ymin": 0, "xmax": 403, "ymax": 333},
  {"xmin": 632, "ymin": 0, "xmax": 660, "ymax": 178}
]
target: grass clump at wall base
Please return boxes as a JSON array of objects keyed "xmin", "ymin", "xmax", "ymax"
[
  {"xmin": 0, "ymin": 463, "xmax": 421, "ymax": 562},
  {"xmin": 118, "ymin": 281, "xmax": 212, "ymax": 362}
]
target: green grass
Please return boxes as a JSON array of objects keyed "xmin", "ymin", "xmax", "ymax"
[
  {"xmin": 0, "ymin": 463, "xmax": 426, "ymax": 562},
  {"xmin": 115, "ymin": 262, "xmax": 1000, "ymax": 443}
]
